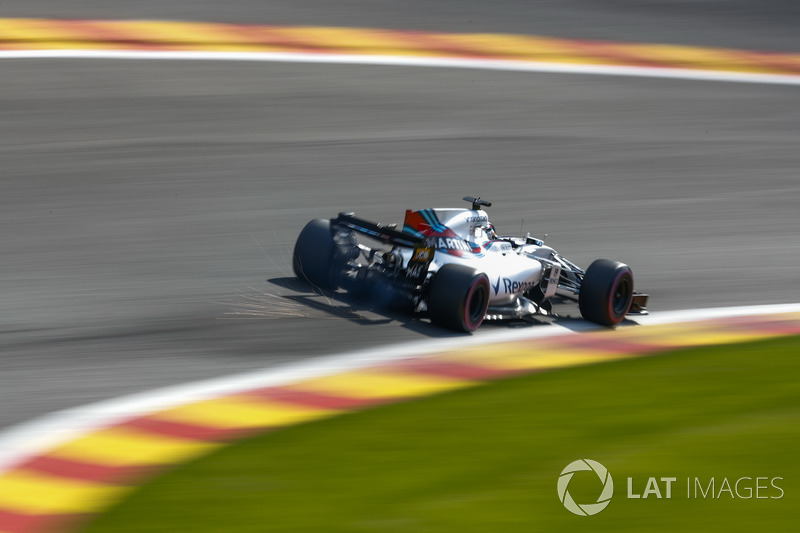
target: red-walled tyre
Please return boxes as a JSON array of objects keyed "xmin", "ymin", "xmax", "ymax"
[
  {"xmin": 428, "ymin": 264, "xmax": 490, "ymax": 333},
  {"xmin": 578, "ymin": 259, "xmax": 634, "ymax": 326}
]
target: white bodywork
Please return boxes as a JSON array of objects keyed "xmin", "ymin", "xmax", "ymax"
[{"xmin": 400, "ymin": 208, "xmax": 561, "ymax": 306}]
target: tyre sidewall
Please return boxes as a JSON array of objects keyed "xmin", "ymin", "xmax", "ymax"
[
  {"xmin": 578, "ymin": 259, "xmax": 634, "ymax": 326},
  {"xmin": 428, "ymin": 264, "xmax": 490, "ymax": 333}
]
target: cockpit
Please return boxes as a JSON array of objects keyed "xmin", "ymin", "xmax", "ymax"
[{"xmin": 472, "ymin": 223, "xmax": 499, "ymax": 244}]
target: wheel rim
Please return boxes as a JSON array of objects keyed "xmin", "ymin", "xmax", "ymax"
[
  {"xmin": 466, "ymin": 282, "xmax": 488, "ymax": 328},
  {"xmin": 612, "ymin": 277, "xmax": 633, "ymax": 316}
]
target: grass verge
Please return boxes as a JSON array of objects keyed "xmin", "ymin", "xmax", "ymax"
[{"xmin": 84, "ymin": 336, "xmax": 800, "ymax": 532}]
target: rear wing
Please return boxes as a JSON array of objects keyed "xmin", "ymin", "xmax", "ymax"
[{"xmin": 332, "ymin": 213, "xmax": 422, "ymax": 248}]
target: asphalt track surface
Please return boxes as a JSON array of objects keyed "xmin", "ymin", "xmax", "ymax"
[{"xmin": 1, "ymin": 4, "xmax": 799, "ymax": 430}]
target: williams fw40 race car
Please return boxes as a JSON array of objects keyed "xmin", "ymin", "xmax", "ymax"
[{"xmin": 293, "ymin": 197, "xmax": 648, "ymax": 333}]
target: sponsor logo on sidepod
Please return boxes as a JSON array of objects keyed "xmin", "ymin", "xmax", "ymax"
[{"xmin": 491, "ymin": 277, "xmax": 537, "ymax": 295}]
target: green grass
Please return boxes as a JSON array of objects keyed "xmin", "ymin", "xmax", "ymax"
[{"xmin": 84, "ymin": 336, "xmax": 800, "ymax": 533}]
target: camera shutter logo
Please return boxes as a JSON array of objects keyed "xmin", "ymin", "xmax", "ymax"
[{"xmin": 557, "ymin": 459, "xmax": 614, "ymax": 516}]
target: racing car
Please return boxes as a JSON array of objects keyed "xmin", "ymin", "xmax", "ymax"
[{"xmin": 292, "ymin": 197, "xmax": 648, "ymax": 332}]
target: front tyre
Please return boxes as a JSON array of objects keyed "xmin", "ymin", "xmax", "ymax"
[
  {"xmin": 427, "ymin": 264, "xmax": 490, "ymax": 333},
  {"xmin": 578, "ymin": 259, "xmax": 634, "ymax": 326},
  {"xmin": 292, "ymin": 219, "xmax": 337, "ymax": 290}
]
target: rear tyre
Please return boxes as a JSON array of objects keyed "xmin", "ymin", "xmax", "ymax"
[
  {"xmin": 292, "ymin": 219, "xmax": 337, "ymax": 290},
  {"xmin": 578, "ymin": 259, "xmax": 634, "ymax": 326},
  {"xmin": 428, "ymin": 264, "xmax": 490, "ymax": 333}
]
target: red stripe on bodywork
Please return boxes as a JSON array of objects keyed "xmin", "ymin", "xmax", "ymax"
[{"xmin": 402, "ymin": 209, "xmax": 429, "ymax": 234}]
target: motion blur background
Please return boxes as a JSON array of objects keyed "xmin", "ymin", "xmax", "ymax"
[{"xmin": 1, "ymin": 0, "xmax": 798, "ymax": 499}]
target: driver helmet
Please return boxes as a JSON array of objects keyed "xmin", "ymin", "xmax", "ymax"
[{"xmin": 473, "ymin": 223, "xmax": 498, "ymax": 242}]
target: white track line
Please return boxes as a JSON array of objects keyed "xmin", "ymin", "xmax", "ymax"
[
  {"xmin": 634, "ymin": 303, "xmax": 800, "ymax": 325},
  {"xmin": 0, "ymin": 303, "xmax": 798, "ymax": 474},
  {"xmin": 2, "ymin": 50, "xmax": 800, "ymax": 86}
]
